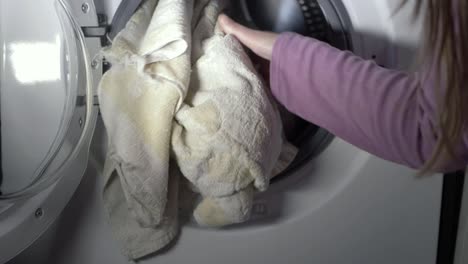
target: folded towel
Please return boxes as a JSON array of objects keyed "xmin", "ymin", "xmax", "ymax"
[
  {"xmin": 171, "ymin": 0, "xmax": 297, "ymax": 227},
  {"xmin": 98, "ymin": 0, "xmax": 193, "ymax": 259}
]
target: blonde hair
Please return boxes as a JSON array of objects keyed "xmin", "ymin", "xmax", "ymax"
[{"xmin": 404, "ymin": 0, "xmax": 468, "ymax": 172}]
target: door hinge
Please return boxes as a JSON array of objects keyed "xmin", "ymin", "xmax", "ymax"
[{"xmin": 81, "ymin": 14, "xmax": 109, "ymax": 46}]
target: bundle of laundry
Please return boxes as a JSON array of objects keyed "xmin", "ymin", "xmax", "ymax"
[{"xmin": 98, "ymin": 0, "xmax": 297, "ymax": 259}]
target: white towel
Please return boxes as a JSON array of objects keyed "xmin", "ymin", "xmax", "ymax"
[
  {"xmin": 99, "ymin": 0, "xmax": 193, "ymax": 259},
  {"xmin": 99, "ymin": 0, "xmax": 297, "ymax": 258},
  {"xmin": 171, "ymin": 0, "xmax": 298, "ymax": 227}
]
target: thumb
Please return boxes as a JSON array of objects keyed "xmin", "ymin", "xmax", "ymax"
[{"xmin": 218, "ymin": 14, "xmax": 278, "ymax": 61}]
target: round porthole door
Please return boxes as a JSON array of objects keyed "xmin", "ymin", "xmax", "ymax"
[{"xmin": 0, "ymin": 0, "xmax": 99, "ymax": 262}]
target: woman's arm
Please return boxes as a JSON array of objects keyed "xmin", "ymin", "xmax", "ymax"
[
  {"xmin": 271, "ymin": 32, "xmax": 468, "ymax": 171},
  {"xmin": 218, "ymin": 14, "xmax": 468, "ymax": 172}
]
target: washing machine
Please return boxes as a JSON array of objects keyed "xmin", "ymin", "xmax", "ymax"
[{"xmin": 0, "ymin": 0, "xmax": 466, "ymax": 263}]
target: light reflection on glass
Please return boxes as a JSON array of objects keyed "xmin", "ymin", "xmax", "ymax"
[
  {"xmin": 9, "ymin": 35, "xmax": 61, "ymax": 84},
  {"xmin": 2, "ymin": 42, "xmax": 6, "ymax": 76}
]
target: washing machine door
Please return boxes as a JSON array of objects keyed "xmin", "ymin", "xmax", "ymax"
[{"xmin": 0, "ymin": 0, "xmax": 99, "ymax": 262}]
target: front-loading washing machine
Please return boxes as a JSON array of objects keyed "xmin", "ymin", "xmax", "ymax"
[{"xmin": 0, "ymin": 0, "xmax": 466, "ymax": 263}]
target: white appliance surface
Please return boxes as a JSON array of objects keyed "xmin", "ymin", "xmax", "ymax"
[{"xmin": 8, "ymin": 0, "xmax": 444, "ymax": 263}]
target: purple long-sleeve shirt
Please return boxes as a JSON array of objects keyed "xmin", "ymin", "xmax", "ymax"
[{"xmin": 270, "ymin": 33, "xmax": 468, "ymax": 171}]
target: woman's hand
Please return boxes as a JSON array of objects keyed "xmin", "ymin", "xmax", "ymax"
[{"xmin": 217, "ymin": 14, "xmax": 279, "ymax": 61}]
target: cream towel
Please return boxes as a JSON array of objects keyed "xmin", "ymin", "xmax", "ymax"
[
  {"xmin": 171, "ymin": 0, "xmax": 297, "ymax": 227},
  {"xmin": 99, "ymin": 0, "xmax": 297, "ymax": 258},
  {"xmin": 102, "ymin": 152, "xmax": 180, "ymax": 259},
  {"xmin": 99, "ymin": 0, "xmax": 193, "ymax": 258}
]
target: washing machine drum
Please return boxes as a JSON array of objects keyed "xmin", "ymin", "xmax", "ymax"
[
  {"xmin": 0, "ymin": 0, "xmax": 350, "ymax": 262},
  {"xmin": 230, "ymin": 0, "xmax": 351, "ymax": 179}
]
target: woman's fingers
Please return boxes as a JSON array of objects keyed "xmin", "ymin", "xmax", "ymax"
[
  {"xmin": 218, "ymin": 14, "xmax": 241, "ymax": 35},
  {"xmin": 218, "ymin": 14, "xmax": 279, "ymax": 61}
]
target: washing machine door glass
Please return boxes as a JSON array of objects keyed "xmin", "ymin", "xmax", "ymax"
[{"xmin": 0, "ymin": 0, "xmax": 95, "ymax": 200}]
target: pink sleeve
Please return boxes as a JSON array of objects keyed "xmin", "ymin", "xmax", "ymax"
[{"xmin": 270, "ymin": 32, "xmax": 467, "ymax": 171}]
